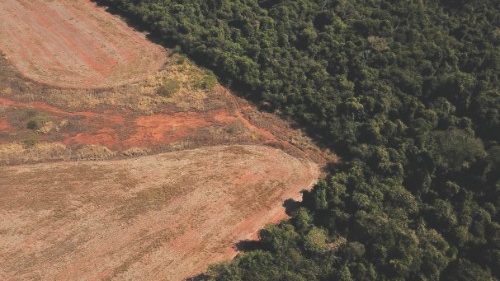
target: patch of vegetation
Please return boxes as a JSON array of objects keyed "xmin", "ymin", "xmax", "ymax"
[
  {"xmin": 26, "ymin": 119, "xmax": 40, "ymax": 130},
  {"xmin": 98, "ymin": 0, "xmax": 499, "ymax": 280},
  {"xmin": 75, "ymin": 144, "xmax": 115, "ymax": 160},
  {"xmin": 224, "ymin": 121, "xmax": 245, "ymax": 135},
  {"xmin": 196, "ymin": 70, "xmax": 218, "ymax": 90},
  {"xmin": 22, "ymin": 136, "xmax": 38, "ymax": 148},
  {"xmin": 26, "ymin": 113, "xmax": 49, "ymax": 131},
  {"xmin": 175, "ymin": 55, "xmax": 186, "ymax": 65},
  {"xmin": 157, "ymin": 78, "xmax": 180, "ymax": 97}
]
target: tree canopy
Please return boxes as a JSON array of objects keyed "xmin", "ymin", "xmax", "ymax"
[{"xmin": 97, "ymin": 0, "xmax": 499, "ymax": 279}]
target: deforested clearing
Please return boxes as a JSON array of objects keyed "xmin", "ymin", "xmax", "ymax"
[
  {"xmin": 0, "ymin": 145, "xmax": 319, "ymax": 281},
  {"xmin": 0, "ymin": 0, "xmax": 335, "ymax": 280},
  {"xmin": 0, "ymin": 0, "xmax": 166, "ymax": 88}
]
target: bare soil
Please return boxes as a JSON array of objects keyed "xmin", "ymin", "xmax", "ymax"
[
  {"xmin": 0, "ymin": 145, "xmax": 320, "ymax": 281},
  {"xmin": 0, "ymin": 72, "xmax": 333, "ymax": 165},
  {"xmin": 0, "ymin": 1, "xmax": 336, "ymax": 280},
  {"xmin": 0, "ymin": 0, "xmax": 166, "ymax": 88}
]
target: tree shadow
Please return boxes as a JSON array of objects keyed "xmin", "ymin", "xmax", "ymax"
[
  {"xmin": 185, "ymin": 273, "xmax": 210, "ymax": 281},
  {"xmin": 283, "ymin": 198, "xmax": 301, "ymax": 216},
  {"xmin": 234, "ymin": 239, "xmax": 265, "ymax": 251}
]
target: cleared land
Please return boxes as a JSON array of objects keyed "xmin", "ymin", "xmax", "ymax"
[
  {"xmin": 0, "ymin": 145, "xmax": 319, "ymax": 281},
  {"xmin": 0, "ymin": 0, "xmax": 166, "ymax": 88},
  {"xmin": 0, "ymin": 54, "xmax": 331, "ymax": 165},
  {"xmin": 0, "ymin": 1, "xmax": 335, "ymax": 280}
]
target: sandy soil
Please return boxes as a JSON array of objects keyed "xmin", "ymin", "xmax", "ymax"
[
  {"xmin": 0, "ymin": 145, "xmax": 319, "ymax": 281},
  {"xmin": 0, "ymin": 0, "xmax": 166, "ymax": 88}
]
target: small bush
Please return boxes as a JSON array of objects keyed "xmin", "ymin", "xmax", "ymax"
[
  {"xmin": 26, "ymin": 119, "xmax": 40, "ymax": 130},
  {"xmin": 176, "ymin": 55, "xmax": 186, "ymax": 64},
  {"xmin": 158, "ymin": 79, "xmax": 180, "ymax": 97},
  {"xmin": 224, "ymin": 121, "xmax": 245, "ymax": 134},
  {"xmin": 196, "ymin": 71, "xmax": 218, "ymax": 90},
  {"xmin": 75, "ymin": 145, "xmax": 115, "ymax": 160},
  {"xmin": 122, "ymin": 147, "xmax": 150, "ymax": 157},
  {"xmin": 26, "ymin": 115, "xmax": 49, "ymax": 131}
]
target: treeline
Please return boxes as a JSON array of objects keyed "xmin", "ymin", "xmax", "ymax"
[{"xmin": 97, "ymin": 0, "xmax": 499, "ymax": 279}]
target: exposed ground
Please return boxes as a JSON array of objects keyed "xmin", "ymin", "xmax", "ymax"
[
  {"xmin": 0, "ymin": 53, "xmax": 332, "ymax": 166},
  {"xmin": 0, "ymin": 0, "xmax": 166, "ymax": 88},
  {"xmin": 0, "ymin": 1, "xmax": 336, "ymax": 280},
  {"xmin": 0, "ymin": 145, "xmax": 320, "ymax": 281}
]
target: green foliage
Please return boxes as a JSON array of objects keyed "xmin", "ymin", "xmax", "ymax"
[
  {"xmin": 97, "ymin": 0, "xmax": 500, "ymax": 279},
  {"xmin": 157, "ymin": 78, "xmax": 180, "ymax": 97},
  {"xmin": 196, "ymin": 70, "xmax": 218, "ymax": 90},
  {"xmin": 430, "ymin": 129, "xmax": 485, "ymax": 172},
  {"xmin": 303, "ymin": 227, "xmax": 328, "ymax": 253},
  {"xmin": 26, "ymin": 119, "xmax": 41, "ymax": 130},
  {"xmin": 337, "ymin": 264, "xmax": 353, "ymax": 281},
  {"xmin": 442, "ymin": 258, "xmax": 496, "ymax": 281},
  {"xmin": 26, "ymin": 113, "xmax": 49, "ymax": 131}
]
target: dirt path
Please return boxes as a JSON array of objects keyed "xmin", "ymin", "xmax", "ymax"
[
  {"xmin": 0, "ymin": 145, "xmax": 320, "ymax": 281},
  {"xmin": 0, "ymin": 0, "xmax": 166, "ymax": 88}
]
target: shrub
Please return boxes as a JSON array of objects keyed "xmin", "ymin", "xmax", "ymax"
[
  {"xmin": 26, "ymin": 114, "xmax": 49, "ymax": 131},
  {"xmin": 196, "ymin": 71, "xmax": 217, "ymax": 90},
  {"xmin": 26, "ymin": 119, "xmax": 40, "ymax": 130},
  {"xmin": 157, "ymin": 79, "xmax": 180, "ymax": 97}
]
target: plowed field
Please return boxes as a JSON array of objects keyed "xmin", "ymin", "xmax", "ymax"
[
  {"xmin": 0, "ymin": 0, "xmax": 166, "ymax": 88},
  {"xmin": 0, "ymin": 145, "xmax": 319, "ymax": 281}
]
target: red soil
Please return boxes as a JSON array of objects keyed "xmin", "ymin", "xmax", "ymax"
[
  {"xmin": 0, "ymin": 145, "xmax": 320, "ymax": 281},
  {"xmin": 123, "ymin": 113, "xmax": 211, "ymax": 147},
  {"xmin": 63, "ymin": 128, "xmax": 120, "ymax": 148},
  {"xmin": 0, "ymin": 118, "xmax": 10, "ymax": 131},
  {"xmin": 0, "ymin": 0, "xmax": 166, "ymax": 88},
  {"xmin": 0, "ymin": 97, "xmax": 283, "ymax": 151}
]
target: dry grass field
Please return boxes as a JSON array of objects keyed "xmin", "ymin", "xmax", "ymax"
[
  {"xmin": 0, "ymin": 145, "xmax": 320, "ymax": 280},
  {"xmin": 0, "ymin": 1, "xmax": 336, "ymax": 280}
]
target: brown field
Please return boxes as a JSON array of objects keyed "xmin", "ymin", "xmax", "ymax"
[
  {"xmin": 0, "ymin": 145, "xmax": 320, "ymax": 281},
  {"xmin": 0, "ymin": 1, "xmax": 336, "ymax": 280},
  {"xmin": 0, "ymin": 0, "xmax": 166, "ymax": 88}
]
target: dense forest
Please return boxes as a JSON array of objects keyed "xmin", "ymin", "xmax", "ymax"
[{"xmin": 96, "ymin": 0, "xmax": 499, "ymax": 279}]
